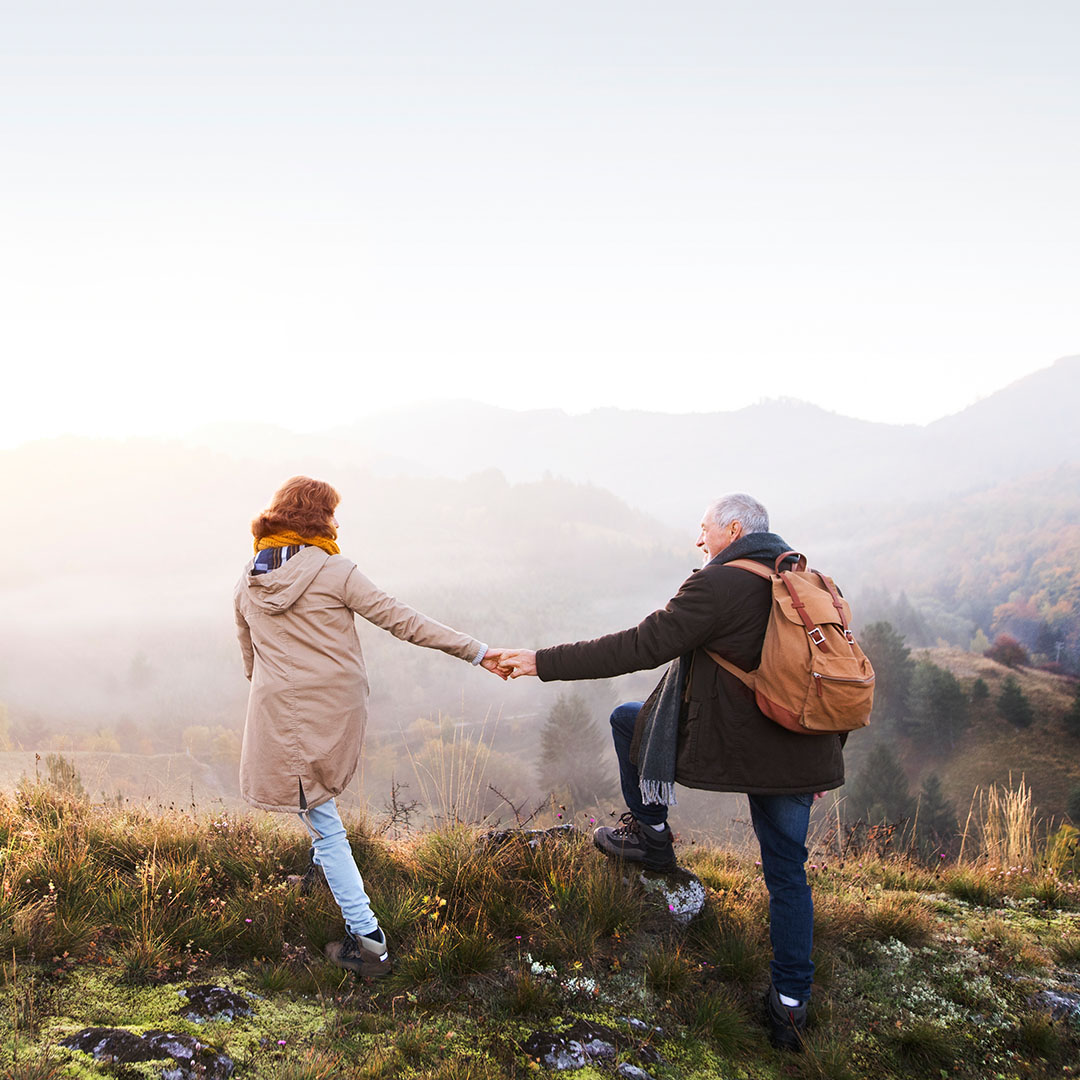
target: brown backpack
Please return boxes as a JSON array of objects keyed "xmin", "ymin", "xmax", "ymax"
[{"xmin": 706, "ymin": 551, "xmax": 874, "ymax": 735}]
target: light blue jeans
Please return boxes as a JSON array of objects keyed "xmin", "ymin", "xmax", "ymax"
[{"xmin": 297, "ymin": 799, "xmax": 379, "ymax": 938}]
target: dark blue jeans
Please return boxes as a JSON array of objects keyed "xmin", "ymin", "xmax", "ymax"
[{"xmin": 609, "ymin": 702, "xmax": 815, "ymax": 1001}]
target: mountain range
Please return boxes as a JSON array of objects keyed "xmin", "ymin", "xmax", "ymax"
[{"xmin": 185, "ymin": 353, "xmax": 1080, "ymax": 525}]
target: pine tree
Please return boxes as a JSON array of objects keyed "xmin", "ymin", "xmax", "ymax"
[
  {"xmin": 907, "ymin": 660, "xmax": 968, "ymax": 748},
  {"xmin": 859, "ymin": 621, "xmax": 914, "ymax": 729},
  {"xmin": 1067, "ymin": 784, "xmax": 1080, "ymax": 823},
  {"xmin": 537, "ymin": 692, "xmax": 618, "ymax": 809},
  {"xmin": 1064, "ymin": 683, "xmax": 1080, "ymax": 739},
  {"xmin": 970, "ymin": 677, "xmax": 989, "ymax": 703},
  {"xmin": 915, "ymin": 773, "xmax": 958, "ymax": 856},
  {"xmin": 844, "ymin": 743, "xmax": 915, "ymax": 824},
  {"xmin": 997, "ymin": 676, "xmax": 1034, "ymax": 728}
]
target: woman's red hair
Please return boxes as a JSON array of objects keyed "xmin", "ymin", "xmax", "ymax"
[{"xmin": 252, "ymin": 476, "xmax": 340, "ymax": 541}]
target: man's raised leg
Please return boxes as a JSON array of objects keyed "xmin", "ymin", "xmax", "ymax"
[{"xmin": 593, "ymin": 702, "xmax": 676, "ymax": 871}]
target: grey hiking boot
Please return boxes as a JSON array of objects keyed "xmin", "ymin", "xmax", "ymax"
[
  {"xmin": 593, "ymin": 812, "xmax": 676, "ymax": 872},
  {"xmin": 286, "ymin": 847, "xmax": 328, "ymax": 896},
  {"xmin": 324, "ymin": 927, "xmax": 391, "ymax": 978},
  {"xmin": 764, "ymin": 984, "xmax": 807, "ymax": 1051}
]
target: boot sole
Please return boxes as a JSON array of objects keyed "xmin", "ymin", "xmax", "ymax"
[{"xmin": 324, "ymin": 941, "xmax": 392, "ymax": 977}]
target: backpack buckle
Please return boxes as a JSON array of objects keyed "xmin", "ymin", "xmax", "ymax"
[{"xmin": 807, "ymin": 627, "xmax": 826, "ymax": 647}]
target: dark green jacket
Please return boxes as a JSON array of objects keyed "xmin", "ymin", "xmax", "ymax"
[{"xmin": 534, "ymin": 540, "xmax": 845, "ymax": 795}]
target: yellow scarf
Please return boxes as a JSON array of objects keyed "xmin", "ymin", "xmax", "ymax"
[{"xmin": 254, "ymin": 530, "xmax": 340, "ymax": 556}]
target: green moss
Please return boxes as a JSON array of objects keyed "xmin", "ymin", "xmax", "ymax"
[{"xmin": 3, "ymin": 800, "xmax": 1080, "ymax": 1080}]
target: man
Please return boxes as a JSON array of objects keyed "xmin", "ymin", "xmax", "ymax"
[{"xmin": 499, "ymin": 493, "xmax": 845, "ymax": 1051}]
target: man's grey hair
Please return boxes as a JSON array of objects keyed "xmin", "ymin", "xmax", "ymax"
[{"xmin": 706, "ymin": 493, "xmax": 770, "ymax": 535}]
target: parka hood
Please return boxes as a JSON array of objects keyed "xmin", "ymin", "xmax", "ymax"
[{"xmin": 243, "ymin": 545, "xmax": 331, "ymax": 613}]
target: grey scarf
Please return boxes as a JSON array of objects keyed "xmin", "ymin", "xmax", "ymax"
[{"xmin": 634, "ymin": 532, "xmax": 795, "ymax": 807}]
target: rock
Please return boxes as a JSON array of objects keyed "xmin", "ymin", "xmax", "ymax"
[
  {"xmin": 524, "ymin": 1019, "xmax": 662, "ymax": 1071},
  {"xmin": 483, "ymin": 824, "xmax": 576, "ymax": 850},
  {"xmin": 617, "ymin": 1016, "xmax": 664, "ymax": 1038},
  {"xmin": 637, "ymin": 1042, "xmax": 665, "ymax": 1065},
  {"xmin": 523, "ymin": 1020, "xmax": 624, "ymax": 1069},
  {"xmin": 563, "ymin": 1020, "xmax": 621, "ymax": 1060},
  {"xmin": 59, "ymin": 1027, "xmax": 234, "ymax": 1080},
  {"xmin": 1029, "ymin": 988, "xmax": 1080, "ymax": 1022},
  {"xmin": 617, "ymin": 1065, "xmax": 655, "ymax": 1080},
  {"xmin": 638, "ymin": 866, "xmax": 707, "ymax": 925},
  {"xmin": 178, "ymin": 984, "xmax": 254, "ymax": 1022},
  {"xmin": 522, "ymin": 1030, "xmax": 586, "ymax": 1070}
]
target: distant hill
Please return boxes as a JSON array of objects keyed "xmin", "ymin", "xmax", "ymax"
[
  {"xmin": 807, "ymin": 463, "xmax": 1080, "ymax": 658},
  {"xmin": 3, "ymin": 356, "xmax": 1079, "ymax": 788},
  {"xmin": 259, "ymin": 353, "xmax": 1080, "ymax": 524},
  {"xmin": 847, "ymin": 645, "xmax": 1080, "ymax": 825}
]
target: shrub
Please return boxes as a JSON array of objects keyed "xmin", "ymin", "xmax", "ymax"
[
  {"xmin": 396, "ymin": 925, "xmax": 501, "ymax": 985},
  {"xmin": 891, "ymin": 1019, "xmax": 959, "ymax": 1070},
  {"xmin": 984, "ymin": 634, "xmax": 1029, "ymax": 668},
  {"xmin": 996, "ymin": 676, "xmax": 1034, "ymax": 728}
]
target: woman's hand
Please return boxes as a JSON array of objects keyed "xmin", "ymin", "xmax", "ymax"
[{"xmin": 480, "ymin": 648, "xmax": 511, "ymax": 680}]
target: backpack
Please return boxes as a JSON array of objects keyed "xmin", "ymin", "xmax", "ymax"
[{"xmin": 706, "ymin": 551, "xmax": 874, "ymax": 735}]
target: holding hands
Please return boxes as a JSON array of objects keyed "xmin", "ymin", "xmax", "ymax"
[{"xmin": 480, "ymin": 648, "xmax": 538, "ymax": 679}]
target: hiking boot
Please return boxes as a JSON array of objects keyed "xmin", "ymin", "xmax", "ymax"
[
  {"xmin": 286, "ymin": 847, "xmax": 328, "ymax": 896},
  {"xmin": 764, "ymin": 984, "xmax": 807, "ymax": 1051},
  {"xmin": 325, "ymin": 926, "xmax": 391, "ymax": 977},
  {"xmin": 593, "ymin": 812, "xmax": 676, "ymax": 872}
]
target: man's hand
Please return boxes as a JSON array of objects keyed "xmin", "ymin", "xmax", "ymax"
[
  {"xmin": 480, "ymin": 648, "xmax": 511, "ymax": 680},
  {"xmin": 497, "ymin": 649, "xmax": 538, "ymax": 678}
]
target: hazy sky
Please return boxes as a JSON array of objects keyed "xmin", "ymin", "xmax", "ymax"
[{"xmin": 3, "ymin": 1, "xmax": 1077, "ymax": 447}]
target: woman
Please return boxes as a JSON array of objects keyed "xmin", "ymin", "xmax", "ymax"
[{"xmin": 234, "ymin": 476, "xmax": 503, "ymax": 976}]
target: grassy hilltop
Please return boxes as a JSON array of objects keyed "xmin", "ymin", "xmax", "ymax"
[{"xmin": 2, "ymin": 781, "xmax": 1079, "ymax": 1080}]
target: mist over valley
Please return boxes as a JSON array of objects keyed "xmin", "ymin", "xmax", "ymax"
[{"xmin": 2, "ymin": 355, "xmax": 1079, "ymax": 835}]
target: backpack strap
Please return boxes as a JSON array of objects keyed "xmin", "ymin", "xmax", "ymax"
[
  {"xmin": 813, "ymin": 570, "xmax": 854, "ymax": 642},
  {"xmin": 722, "ymin": 558, "xmax": 774, "ymax": 580},
  {"xmin": 722, "ymin": 553, "xmax": 831, "ymax": 654},
  {"xmin": 705, "ymin": 647, "xmax": 753, "ymax": 687},
  {"xmin": 780, "ymin": 572, "xmax": 830, "ymax": 653}
]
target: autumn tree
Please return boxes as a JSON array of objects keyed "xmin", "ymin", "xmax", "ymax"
[{"xmin": 984, "ymin": 634, "xmax": 1029, "ymax": 669}]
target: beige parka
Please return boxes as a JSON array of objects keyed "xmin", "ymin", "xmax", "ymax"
[{"xmin": 234, "ymin": 546, "xmax": 484, "ymax": 812}]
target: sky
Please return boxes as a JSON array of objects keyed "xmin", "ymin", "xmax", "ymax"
[{"xmin": 2, "ymin": 0, "xmax": 1078, "ymax": 448}]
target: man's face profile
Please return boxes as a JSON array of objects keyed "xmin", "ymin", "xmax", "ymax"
[{"xmin": 697, "ymin": 512, "xmax": 740, "ymax": 564}]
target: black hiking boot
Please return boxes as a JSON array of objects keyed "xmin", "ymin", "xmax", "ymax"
[
  {"xmin": 324, "ymin": 926, "xmax": 391, "ymax": 978},
  {"xmin": 593, "ymin": 812, "xmax": 677, "ymax": 872},
  {"xmin": 764, "ymin": 984, "xmax": 807, "ymax": 1051}
]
